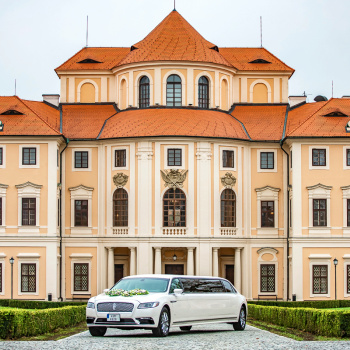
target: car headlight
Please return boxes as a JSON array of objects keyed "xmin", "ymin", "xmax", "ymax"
[
  {"xmin": 138, "ymin": 302, "xmax": 160, "ymax": 309},
  {"xmin": 87, "ymin": 302, "xmax": 95, "ymax": 309}
]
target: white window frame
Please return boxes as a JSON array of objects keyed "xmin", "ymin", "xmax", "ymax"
[
  {"xmin": 341, "ymin": 185, "xmax": 350, "ymax": 234},
  {"xmin": 164, "ymin": 145, "xmax": 186, "ymax": 170},
  {"xmin": 257, "ymin": 248, "xmax": 278, "ymax": 296},
  {"xmin": 72, "ymin": 148, "xmax": 92, "ymax": 172},
  {"xmin": 255, "ymin": 186, "xmax": 280, "ymax": 235},
  {"xmin": 0, "ymin": 253, "xmax": 5, "ymax": 295},
  {"xmin": 220, "ymin": 147, "xmax": 236, "ymax": 171},
  {"xmin": 0, "ymin": 145, "xmax": 6, "ymax": 168},
  {"xmin": 19, "ymin": 145, "xmax": 40, "ymax": 169},
  {"xmin": 70, "ymin": 253, "xmax": 92, "ymax": 295},
  {"xmin": 17, "ymin": 253, "xmax": 40, "ymax": 296},
  {"xmin": 16, "ymin": 182, "xmax": 42, "ymax": 233},
  {"xmin": 343, "ymin": 255, "xmax": 350, "ymax": 298},
  {"xmin": 112, "ymin": 146, "xmax": 129, "ymax": 171},
  {"xmin": 257, "ymin": 149, "xmax": 277, "ymax": 173},
  {"xmin": 343, "ymin": 147, "xmax": 350, "ymax": 170},
  {"xmin": 307, "ymin": 184, "xmax": 332, "ymax": 234},
  {"xmin": 0, "ymin": 184, "xmax": 8, "ymax": 233},
  {"xmin": 68, "ymin": 185, "xmax": 94, "ymax": 234},
  {"xmin": 308, "ymin": 254, "xmax": 331, "ymax": 298},
  {"xmin": 309, "ymin": 146, "xmax": 329, "ymax": 170}
]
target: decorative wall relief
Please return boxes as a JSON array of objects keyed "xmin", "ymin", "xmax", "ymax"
[
  {"xmin": 221, "ymin": 172, "xmax": 236, "ymax": 189},
  {"xmin": 161, "ymin": 169, "xmax": 188, "ymax": 189},
  {"xmin": 113, "ymin": 173, "xmax": 128, "ymax": 188}
]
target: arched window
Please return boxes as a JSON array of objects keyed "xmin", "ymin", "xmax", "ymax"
[
  {"xmin": 113, "ymin": 188, "xmax": 128, "ymax": 226},
  {"xmin": 139, "ymin": 76, "xmax": 150, "ymax": 108},
  {"xmin": 163, "ymin": 188, "xmax": 186, "ymax": 227},
  {"xmin": 198, "ymin": 76, "xmax": 209, "ymax": 108},
  {"xmin": 166, "ymin": 74, "xmax": 182, "ymax": 107},
  {"xmin": 221, "ymin": 189, "xmax": 236, "ymax": 227}
]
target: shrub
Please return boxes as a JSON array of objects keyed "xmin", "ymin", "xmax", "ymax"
[
  {"xmin": 248, "ymin": 300, "xmax": 350, "ymax": 309},
  {"xmin": 248, "ymin": 304, "xmax": 350, "ymax": 337},
  {"xmin": 0, "ymin": 305, "xmax": 86, "ymax": 339},
  {"xmin": 0, "ymin": 299, "xmax": 86, "ymax": 309}
]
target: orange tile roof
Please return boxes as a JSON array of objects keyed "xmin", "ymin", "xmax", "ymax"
[
  {"xmin": 61, "ymin": 104, "xmax": 117, "ymax": 139},
  {"xmin": 231, "ymin": 105, "xmax": 287, "ymax": 141},
  {"xmin": 98, "ymin": 108, "xmax": 249, "ymax": 140},
  {"xmin": 287, "ymin": 98, "xmax": 350, "ymax": 137},
  {"xmin": 55, "ymin": 47, "xmax": 130, "ymax": 71},
  {"xmin": 219, "ymin": 48, "xmax": 294, "ymax": 73},
  {"xmin": 0, "ymin": 96, "xmax": 60, "ymax": 136},
  {"xmin": 118, "ymin": 10, "xmax": 232, "ymax": 67}
]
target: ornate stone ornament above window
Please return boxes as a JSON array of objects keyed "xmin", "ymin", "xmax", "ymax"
[
  {"xmin": 161, "ymin": 169, "xmax": 188, "ymax": 189},
  {"xmin": 221, "ymin": 172, "xmax": 236, "ymax": 189},
  {"xmin": 113, "ymin": 173, "xmax": 128, "ymax": 188}
]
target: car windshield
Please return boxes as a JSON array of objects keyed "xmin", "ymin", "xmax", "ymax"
[{"xmin": 111, "ymin": 278, "xmax": 170, "ymax": 293}]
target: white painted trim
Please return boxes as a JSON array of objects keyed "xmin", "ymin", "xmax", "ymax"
[
  {"xmin": 258, "ymin": 262, "xmax": 278, "ymax": 295},
  {"xmin": 110, "ymin": 187, "xmax": 129, "ymax": 228},
  {"xmin": 19, "ymin": 145, "xmax": 40, "ymax": 169},
  {"xmin": 0, "ymin": 145, "xmax": 6, "ymax": 168},
  {"xmin": 220, "ymin": 146, "xmax": 236, "ymax": 171},
  {"xmin": 249, "ymin": 79, "xmax": 272, "ymax": 103},
  {"xmin": 112, "ymin": 146, "xmax": 129, "ymax": 171},
  {"xmin": 257, "ymin": 149, "xmax": 277, "ymax": 173},
  {"xmin": 220, "ymin": 76, "xmax": 229, "ymax": 109},
  {"xmin": 71, "ymin": 148, "xmax": 92, "ymax": 172},
  {"xmin": 17, "ymin": 257, "xmax": 40, "ymax": 296},
  {"xmin": 163, "ymin": 145, "xmax": 186, "ymax": 170},
  {"xmin": 134, "ymin": 72, "xmax": 154, "ymax": 107},
  {"xmin": 0, "ymin": 258, "xmax": 5, "ymax": 295},
  {"xmin": 341, "ymin": 185, "xmax": 350, "ymax": 229},
  {"xmin": 70, "ymin": 256, "xmax": 92, "ymax": 295},
  {"xmin": 194, "ymin": 71, "xmax": 214, "ymax": 108},
  {"xmin": 308, "ymin": 256, "xmax": 331, "ymax": 298},
  {"xmin": 162, "ymin": 70, "xmax": 186, "ymax": 106},
  {"xmin": 343, "ymin": 258, "xmax": 350, "ymax": 298},
  {"xmin": 343, "ymin": 146, "xmax": 350, "ymax": 170},
  {"xmin": 309, "ymin": 146, "xmax": 329, "ymax": 170},
  {"xmin": 307, "ymin": 184, "xmax": 331, "ymax": 230},
  {"xmin": 0, "ymin": 184, "xmax": 8, "ymax": 231},
  {"xmin": 76, "ymin": 79, "xmax": 99, "ymax": 103},
  {"xmin": 119, "ymin": 76, "xmax": 129, "ymax": 109}
]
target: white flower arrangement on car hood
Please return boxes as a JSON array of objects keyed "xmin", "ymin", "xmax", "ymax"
[{"xmin": 105, "ymin": 289, "xmax": 149, "ymax": 297}]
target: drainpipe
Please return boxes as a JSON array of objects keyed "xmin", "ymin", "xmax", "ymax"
[
  {"xmin": 280, "ymin": 139, "xmax": 290, "ymax": 301},
  {"xmin": 59, "ymin": 137, "xmax": 69, "ymax": 301}
]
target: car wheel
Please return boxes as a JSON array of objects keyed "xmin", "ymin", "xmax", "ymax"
[
  {"xmin": 233, "ymin": 306, "xmax": 246, "ymax": 331},
  {"xmin": 152, "ymin": 307, "xmax": 170, "ymax": 337},
  {"xmin": 180, "ymin": 326, "xmax": 192, "ymax": 331},
  {"xmin": 89, "ymin": 327, "xmax": 107, "ymax": 337}
]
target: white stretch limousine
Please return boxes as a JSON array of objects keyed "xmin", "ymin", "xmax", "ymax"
[{"xmin": 86, "ymin": 274, "xmax": 247, "ymax": 337}]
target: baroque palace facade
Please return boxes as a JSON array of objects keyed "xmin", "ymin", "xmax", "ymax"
[{"xmin": 1, "ymin": 10, "xmax": 350, "ymax": 302}]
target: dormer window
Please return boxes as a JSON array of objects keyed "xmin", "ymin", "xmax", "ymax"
[
  {"xmin": 77, "ymin": 58, "xmax": 101, "ymax": 64},
  {"xmin": 323, "ymin": 108, "xmax": 348, "ymax": 117},
  {"xmin": 249, "ymin": 59, "xmax": 271, "ymax": 64},
  {"xmin": 1, "ymin": 109, "xmax": 23, "ymax": 115}
]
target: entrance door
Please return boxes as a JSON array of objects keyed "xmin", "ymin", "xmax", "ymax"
[
  {"xmin": 225, "ymin": 264, "xmax": 234, "ymax": 285},
  {"xmin": 114, "ymin": 264, "xmax": 124, "ymax": 284},
  {"xmin": 165, "ymin": 264, "xmax": 184, "ymax": 275}
]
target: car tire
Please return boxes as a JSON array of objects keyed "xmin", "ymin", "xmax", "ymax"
[
  {"xmin": 89, "ymin": 327, "xmax": 107, "ymax": 337},
  {"xmin": 233, "ymin": 306, "xmax": 246, "ymax": 331},
  {"xmin": 152, "ymin": 307, "xmax": 170, "ymax": 337},
  {"xmin": 180, "ymin": 326, "xmax": 192, "ymax": 331}
]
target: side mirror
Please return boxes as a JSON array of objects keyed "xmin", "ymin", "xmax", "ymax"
[
  {"xmin": 103, "ymin": 289, "xmax": 109, "ymax": 294},
  {"xmin": 174, "ymin": 288, "xmax": 183, "ymax": 295}
]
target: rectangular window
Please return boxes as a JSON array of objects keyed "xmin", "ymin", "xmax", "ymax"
[
  {"xmin": 260, "ymin": 264, "xmax": 275, "ymax": 292},
  {"xmin": 22, "ymin": 148, "xmax": 36, "ymax": 165},
  {"xmin": 0, "ymin": 263, "xmax": 2, "ymax": 293},
  {"xmin": 261, "ymin": 201, "xmax": 274, "ymax": 227},
  {"xmin": 74, "ymin": 151, "xmax": 88, "ymax": 168},
  {"xmin": 347, "ymin": 149, "xmax": 350, "ymax": 167},
  {"xmin": 167, "ymin": 148, "xmax": 182, "ymax": 167},
  {"xmin": 0, "ymin": 147, "xmax": 3, "ymax": 165},
  {"xmin": 347, "ymin": 265, "xmax": 350, "ymax": 294},
  {"xmin": 21, "ymin": 263, "xmax": 36, "ymax": 293},
  {"xmin": 347, "ymin": 199, "xmax": 350, "ymax": 227},
  {"xmin": 313, "ymin": 199, "xmax": 327, "ymax": 226},
  {"xmin": 22, "ymin": 198, "xmax": 36, "ymax": 226},
  {"xmin": 313, "ymin": 265, "xmax": 328, "ymax": 294},
  {"xmin": 260, "ymin": 152, "xmax": 274, "ymax": 169},
  {"xmin": 290, "ymin": 150, "xmax": 292, "ymax": 169},
  {"xmin": 223, "ymin": 150, "xmax": 234, "ymax": 168},
  {"xmin": 312, "ymin": 149, "xmax": 326, "ymax": 166},
  {"xmin": 0, "ymin": 197, "xmax": 2, "ymax": 226},
  {"xmin": 74, "ymin": 263, "xmax": 89, "ymax": 292},
  {"xmin": 115, "ymin": 149, "xmax": 126, "ymax": 168},
  {"xmin": 75, "ymin": 200, "xmax": 88, "ymax": 227}
]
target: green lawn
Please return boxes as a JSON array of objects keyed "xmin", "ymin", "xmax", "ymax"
[{"xmin": 0, "ymin": 306, "xmax": 36, "ymax": 311}]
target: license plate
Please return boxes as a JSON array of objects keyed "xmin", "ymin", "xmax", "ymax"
[{"xmin": 107, "ymin": 313, "xmax": 120, "ymax": 322}]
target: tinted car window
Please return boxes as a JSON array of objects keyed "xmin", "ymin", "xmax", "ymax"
[
  {"xmin": 169, "ymin": 278, "xmax": 182, "ymax": 293},
  {"xmin": 180, "ymin": 279, "xmax": 225, "ymax": 293},
  {"xmin": 222, "ymin": 280, "xmax": 234, "ymax": 292}
]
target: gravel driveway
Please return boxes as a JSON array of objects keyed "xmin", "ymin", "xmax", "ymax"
[{"xmin": 0, "ymin": 324, "xmax": 349, "ymax": 350}]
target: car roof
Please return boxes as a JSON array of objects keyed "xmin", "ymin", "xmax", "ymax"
[{"xmin": 122, "ymin": 274, "xmax": 227, "ymax": 280}]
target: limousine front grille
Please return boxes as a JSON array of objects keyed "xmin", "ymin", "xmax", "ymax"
[
  {"xmin": 95, "ymin": 318, "xmax": 136, "ymax": 325},
  {"xmin": 97, "ymin": 302, "xmax": 134, "ymax": 313}
]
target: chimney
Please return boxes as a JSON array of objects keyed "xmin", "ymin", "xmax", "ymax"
[
  {"xmin": 289, "ymin": 95, "xmax": 307, "ymax": 107},
  {"xmin": 42, "ymin": 94, "xmax": 60, "ymax": 107}
]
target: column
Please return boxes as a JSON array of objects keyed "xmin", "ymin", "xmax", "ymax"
[
  {"xmin": 234, "ymin": 248, "xmax": 242, "ymax": 292},
  {"xmin": 154, "ymin": 247, "xmax": 162, "ymax": 274},
  {"xmin": 212, "ymin": 248, "xmax": 219, "ymax": 277},
  {"xmin": 107, "ymin": 247, "xmax": 114, "ymax": 288},
  {"xmin": 187, "ymin": 248, "xmax": 194, "ymax": 275},
  {"xmin": 129, "ymin": 247, "xmax": 136, "ymax": 276}
]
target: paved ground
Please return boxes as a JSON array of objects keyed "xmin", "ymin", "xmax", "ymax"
[{"xmin": 0, "ymin": 324, "xmax": 349, "ymax": 350}]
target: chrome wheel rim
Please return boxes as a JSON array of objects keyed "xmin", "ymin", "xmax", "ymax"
[
  {"xmin": 240, "ymin": 309, "xmax": 246, "ymax": 328},
  {"xmin": 160, "ymin": 311, "xmax": 170, "ymax": 334}
]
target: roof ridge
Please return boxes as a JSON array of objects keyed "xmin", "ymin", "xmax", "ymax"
[
  {"xmin": 18, "ymin": 97, "xmax": 61, "ymax": 135},
  {"xmin": 287, "ymin": 100, "xmax": 332, "ymax": 136},
  {"xmin": 261, "ymin": 47, "xmax": 295, "ymax": 72}
]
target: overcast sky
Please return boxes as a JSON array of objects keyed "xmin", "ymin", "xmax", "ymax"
[{"xmin": 0, "ymin": 0, "xmax": 349, "ymax": 102}]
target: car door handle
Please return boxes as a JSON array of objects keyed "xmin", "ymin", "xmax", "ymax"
[{"xmin": 170, "ymin": 300, "xmax": 177, "ymax": 303}]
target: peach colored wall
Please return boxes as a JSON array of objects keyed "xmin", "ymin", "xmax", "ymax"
[
  {"xmin": 247, "ymin": 78, "xmax": 274, "ymax": 103},
  {"xmin": 75, "ymin": 78, "xmax": 101, "ymax": 103},
  {"xmin": 80, "ymin": 83, "xmax": 96, "ymax": 103},
  {"xmin": 253, "ymin": 84, "xmax": 268, "ymax": 103}
]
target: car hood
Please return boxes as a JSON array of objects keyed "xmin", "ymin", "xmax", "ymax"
[{"xmin": 92, "ymin": 292, "xmax": 164, "ymax": 304}]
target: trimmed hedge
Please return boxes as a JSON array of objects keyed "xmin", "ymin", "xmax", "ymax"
[
  {"xmin": 0, "ymin": 299, "xmax": 86, "ymax": 309},
  {"xmin": 248, "ymin": 300, "xmax": 350, "ymax": 309},
  {"xmin": 248, "ymin": 304, "xmax": 350, "ymax": 337},
  {"xmin": 0, "ymin": 305, "xmax": 85, "ymax": 339}
]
